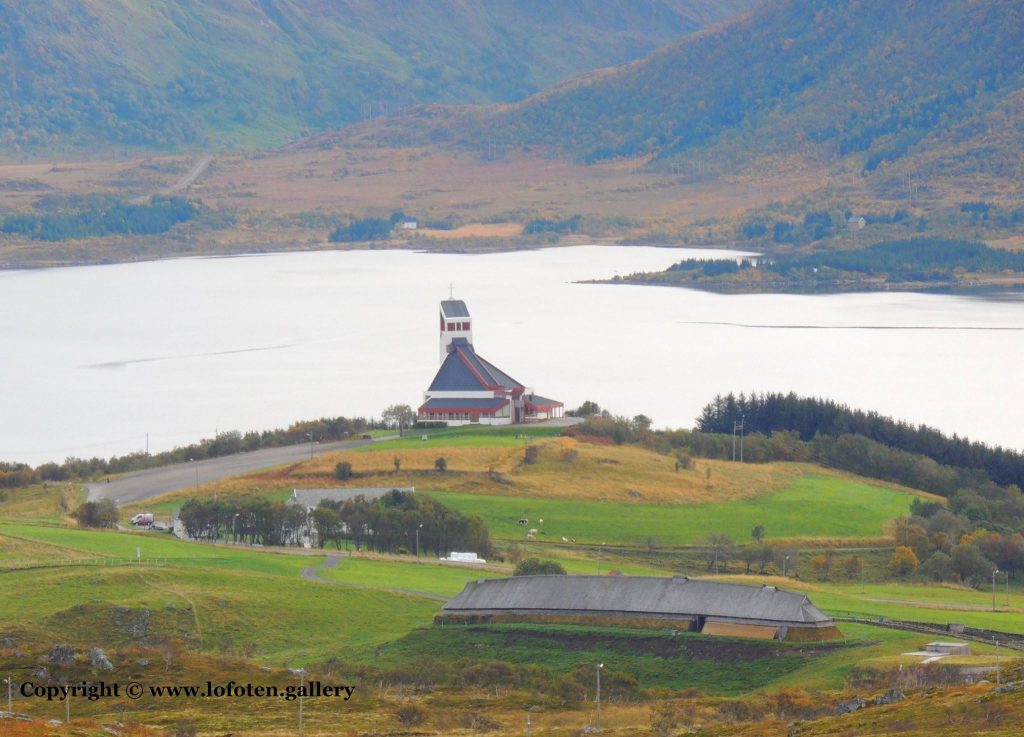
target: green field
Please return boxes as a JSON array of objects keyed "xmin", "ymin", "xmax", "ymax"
[
  {"xmin": 422, "ymin": 476, "xmax": 913, "ymax": 545},
  {"xmin": 363, "ymin": 424, "xmax": 563, "ymax": 451},
  {"xmin": 376, "ymin": 623, "xmax": 825, "ymax": 694},
  {"xmin": 317, "ymin": 556, "xmax": 506, "ymax": 598}
]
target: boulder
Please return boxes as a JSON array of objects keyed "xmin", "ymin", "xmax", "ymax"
[
  {"xmin": 88, "ymin": 647, "xmax": 114, "ymax": 671},
  {"xmin": 835, "ymin": 696, "xmax": 866, "ymax": 715},
  {"xmin": 874, "ymin": 689, "xmax": 906, "ymax": 706},
  {"xmin": 47, "ymin": 644, "xmax": 76, "ymax": 665}
]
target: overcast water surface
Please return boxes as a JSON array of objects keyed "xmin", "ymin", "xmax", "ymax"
[{"xmin": 2, "ymin": 245, "xmax": 1022, "ymax": 464}]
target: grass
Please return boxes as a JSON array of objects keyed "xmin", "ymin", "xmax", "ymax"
[
  {"xmin": 375, "ymin": 622, "xmax": 826, "ymax": 694},
  {"xmin": 0, "ymin": 525, "xmax": 439, "ymax": 663},
  {"xmin": 316, "ymin": 555, "xmax": 507, "ymax": 598},
  {"xmin": 419, "ymin": 475, "xmax": 913, "ymax": 546}
]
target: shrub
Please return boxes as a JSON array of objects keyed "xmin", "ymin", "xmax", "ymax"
[
  {"xmin": 434, "ymin": 457, "xmax": 447, "ymax": 472},
  {"xmin": 71, "ymin": 499, "xmax": 118, "ymax": 528},
  {"xmin": 889, "ymin": 546, "xmax": 920, "ymax": 576},
  {"xmin": 523, "ymin": 445, "xmax": 540, "ymax": 464},
  {"xmin": 514, "ymin": 558, "xmax": 566, "ymax": 576},
  {"xmin": 395, "ymin": 702, "xmax": 428, "ymax": 727},
  {"xmin": 335, "ymin": 461, "xmax": 353, "ymax": 480}
]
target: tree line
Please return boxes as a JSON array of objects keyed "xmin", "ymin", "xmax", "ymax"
[
  {"xmin": 697, "ymin": 392, "xmax": 1024, "ymax": 489},
  {"xmin": 1, "ymin": 196, "xmax": 197, "ymax": 241},
  {"xmin": 178, "ymin": 490, "xmax": 491, "ymax": 557}
]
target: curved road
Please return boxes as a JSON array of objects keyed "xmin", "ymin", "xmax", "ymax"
[{"xmin": 87, "ymin": 435, "xmax": 396, "ymax": 505}]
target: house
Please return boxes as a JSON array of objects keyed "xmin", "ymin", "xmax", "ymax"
[
  {"xmin": 439, "ymin": 575, "xmax": 841, "ymax": 641},
  {"xmin": 418, "ymin": 299, "xmax": 563, "ymax": 426},
  {"xmin": 288, "ymin": 487, "xmax": 414, "ymax": 511},
  {"xmin": 847, "ymin": 215, "xmax": 866, "ymax": 230},
  {"xmin": 401, "ymin": 220, "xmax": 418, "ymax": 230}
]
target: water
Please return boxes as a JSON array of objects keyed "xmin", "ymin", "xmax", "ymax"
[{"xmin": 1, "ymin": 245, "xmax": 1022, "ymax": 464}]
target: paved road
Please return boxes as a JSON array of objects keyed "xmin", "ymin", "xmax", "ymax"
[{"xmin": 87, "ymin": 435, "xmax": 396, "ymax": 506}]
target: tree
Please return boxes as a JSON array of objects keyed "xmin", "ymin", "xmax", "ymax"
[
  {"xmin": 922, "ymin": 551, "xmax": 955, "ymax": 582},
  {"xmin": 311, "ymin": 506, "xmax": 343, "ymax": 549},
  {"xmin": 700, "ymin": 534, "xmax": 734, "ymax": 573},
  {"xmin": 71, "ymin": 499, "xmax": 118, "ymax": 528},
  {"xmin": 811, "ymin": 553, "xmax": 833, "ymax": 581},
  {"xmin": 889, "ymin": 546, "xmax": 920, "ymax": 576},
  {"xmin": 894, "ymin": 519, "xmax": 930, "ymax": 561},
  {"xmin": 434, "ymin": 457, "xmax": 447, "ymax": 472},
  {"xmin": 951, "ymin": 543, "xmax": 993, "ymax": 585},
  {"xmin": 572, "ymin": 400, "xmax": 602, "ymax": 417},
  {"xmin": 393, "ymin": 456, "xmax": 401, "ymax": 472},
  {"xmin": 335, "ymin": 461, "xmax": 353, "ymax": 480},
  {"xmin": 843, "ymin": 554, "xmax": 864, "ymax": 580},
  {"xmin": 751, "ymin": 524, "xmax": 766, "ymax": 543},
  {"xmin": 382, "ymin": 404, "xmax": 415, "ymax": 434},
  {"xmin": 514, "ymin": 558, "xmax": 567, "ymax": 576}
]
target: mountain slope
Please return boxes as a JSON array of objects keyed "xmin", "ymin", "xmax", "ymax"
[
  {"xmin": 0, "ymin": 0, "xmax": 755, "ymax": 153},
  {"xmin": 442, "ymin": 0, "xmax": 1024, "ymax": 177}
]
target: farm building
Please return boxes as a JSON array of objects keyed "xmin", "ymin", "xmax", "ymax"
[
  {"xmin": 440, "ymin": 575, "xmax": 840, "ymax": 641},
  {"xmin": 288, "ymin": 487, "xmax": 414, "ymax": 511},
  {"xmin": 418, "ymin": 299, "xmax": 563, "ymax": 426}
]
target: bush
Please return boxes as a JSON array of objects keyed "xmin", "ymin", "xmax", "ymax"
[
  {"xmin": 71, "ymin": 499, "xmax": 118, "ymax": 528},
  {"xmin": 335, "ymin": 461, "xmax": 353, "ymax": 480},
  {"xmin": 514, "ymin": 558, "xmax": 566, "ymax": 576},
  {"xmin": 395, "ymin": 702, "xmax": 428, "ymax": 727},
  {"xmin": 434, "ymin": 457, "xmax": 447, "ymax": 472},
  {"xmin": 889, "ymin": 546, "xmax": 920, "ymax": 576},
  {"xmin": 523, "ymin": 445, "xmax": 540, "ymax": 464}
]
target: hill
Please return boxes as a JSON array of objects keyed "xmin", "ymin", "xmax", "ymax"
[
  {"xmin": 0, "ymin": 0, "xmax": 754, "ymax": 154},
  {"xmin": 387, "ymin": 0, "xmax": 1024, "ymax": 182}
]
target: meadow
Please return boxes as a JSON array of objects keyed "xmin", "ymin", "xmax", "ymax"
[{"xmin": 421, "ymin": 476, "xmax": 914, "ymax": 546}]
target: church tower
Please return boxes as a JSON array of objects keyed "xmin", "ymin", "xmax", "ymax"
[{"xmin": 439, "ymin": 299, "xmax": 473, "ymax": 363}]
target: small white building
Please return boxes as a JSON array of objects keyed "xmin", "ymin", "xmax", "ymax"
[
  {"xmin": 847, "ymin": 215, "xmax": 866, "ymax": 230},
  {"xmin": 441, "ymin": 551, "xmax": 487, "ymax": 564},
  {"xmin": 401, "ymin": 220, "xmax": 418, "ymax": 230}
]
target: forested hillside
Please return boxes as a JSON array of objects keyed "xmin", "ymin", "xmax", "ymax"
[
  {"xmin": 0, "ymin": 0, "xmax": 753, "ymax": 153},
  {"xmin": 438, "ymin": 0, "xmax": 1024, "ymax": 177}
]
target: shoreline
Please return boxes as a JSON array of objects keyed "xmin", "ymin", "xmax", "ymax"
[{"xmin": 0, "ymin": 236, "xmax": 737, "ymax": 272}]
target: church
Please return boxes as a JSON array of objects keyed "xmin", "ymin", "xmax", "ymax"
[{"xmin": 417, "ymin": 299, "xmax": 564, "ymax": 426}]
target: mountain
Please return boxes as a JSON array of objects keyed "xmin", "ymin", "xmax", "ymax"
[
  {"xmin": 424, "ymin": 0, "xmax": 1024, "ymax": 178},
  {"xmin": 0, "ymin": 0, "xmax": 755, "ymax": 154}
]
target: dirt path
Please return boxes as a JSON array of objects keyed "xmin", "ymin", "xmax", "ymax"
[{"xmin": 300, "ymin": 554, "xmax": 447, "ymax": 602}]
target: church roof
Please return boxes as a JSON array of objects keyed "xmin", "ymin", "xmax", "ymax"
[
  {"xmin": 524, "ymin": 394, "xmax": 563, "ymax": 410},
  {"xmin": 444, "ymin": 576, "xmax": 833, "ymax": 627},
  {"xmin": 441, "ymin": 300, "xmax": 470, "ymax": 318},
  {"xmin": 428, "ymin": 342, "xmax": 524, "ymax": 392},
  {"xmin": 420, "ymin": 397, "xmax": 509, "ymax": 411}
]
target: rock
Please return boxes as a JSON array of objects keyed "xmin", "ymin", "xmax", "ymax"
[
  {"xmin": 259, "ymin": 666, "xmax": 272, "ymax": 673},
  {"xmin": 135, "ymin": 659, "xmax": 149, "ymax": 667},
  {"xmin": 31, "ymin": 667, "xmax": 50, "ymax": 679},
  {"xmin": 2, "ymin": 636, "xmax": 15, "ymax": 648},
  {"xmin": 47, "ymin": 644, "xmax": 77, "ymax": 665},
  {"xmin": 112, "ymin": 607, "xmax": 151, "ymax": 643},
  {"xmin": 88, "ymin": 647, "xmax": 114, "ymax": 671},
  {"xmin": 835, "ymin": 696, "xmax": 866, "ymax": 715},
  {"xmin": 874, "ymin": 688, "xmax": 906, "ymax": 706}
]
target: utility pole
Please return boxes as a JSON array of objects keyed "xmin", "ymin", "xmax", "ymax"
[
  {"xmin": 992, "ymin": 568, "xmax": 999, "ymax": 611},
  {"xmin": 595, "ymin": 663, "xmax": 603, "ymax": 731},
  {"xmin": 993, "ymin": 637, "xmax": 1001, "ymax": 686},
  {"xmin": 307, "ymin": 433, "xmax": 314, "ymax": 460},
  {"xmin": 416, "ymin": 523, "xmax": 423, "ymax": 562},
  {"xmin": 733, "ymin": 417, "xmax": 745, "ymax": 462},
  {"xmin": 5, "ymin": 674, "xmax": 12, "ymax": 715}
]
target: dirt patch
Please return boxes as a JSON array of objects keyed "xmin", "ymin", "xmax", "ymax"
[{"xmin": 416, "ymin": 223, "xmax": 524, "ymax": 239}]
